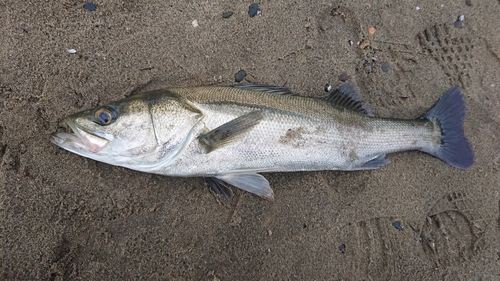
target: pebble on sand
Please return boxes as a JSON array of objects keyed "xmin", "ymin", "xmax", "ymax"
[
  {"xmin": 454, "ymin": 15, "xmax": 465, "ymax": 29},
  {"xmin": 248, "ymin": 3, "xmax": 261, "ymax": 18},
  {"xmin": 338, "ymin": 72, "xmax": 351, "ymax": 82},
  {"xmin": 381, "ymin": 62, "xmax": 390, "ymax": 72},
  {"xmin": 234, "ymin": 70, "xmax": 247, "ymax": 82},
  {"xmin": 338, "ymin": 244, "xmax": 346, "ymax": 253},
  {"xmin": 222, "ymin": 12, "xmax": 233, "ymax": 19},
  {"xmin": 83, "ymin": 2, "xmax": 96, "ymax": 11},
  {"xmin": 392, "ymin": 221, "xmax": 404, "ymax": 231}
]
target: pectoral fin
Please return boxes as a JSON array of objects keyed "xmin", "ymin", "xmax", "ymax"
[
  {"xmin": 216, "ymin": 173, "xmax": 274, "ymax": 200},
  {"xmin": 198, "ymin": 111, "xmax": 263, "ymax": 152}
]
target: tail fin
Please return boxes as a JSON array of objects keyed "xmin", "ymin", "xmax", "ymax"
[{"xmin": 421, "ymin": 87, "xmax": 473, "ymax": 169}]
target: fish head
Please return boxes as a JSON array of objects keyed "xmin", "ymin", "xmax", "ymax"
[{"xmin": 51, "ymin": 90, "xmax": 203, "ymax": 169}]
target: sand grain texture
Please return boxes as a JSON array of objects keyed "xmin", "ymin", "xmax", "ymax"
[{"xmin": 2, "ymin": 1, "xmax": 500, "ymax": 280}]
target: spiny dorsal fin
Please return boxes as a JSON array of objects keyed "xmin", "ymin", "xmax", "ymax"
[
  {"xmin": 198, "ymin": 111, "xmax": 263, "ymax": 152},
  {"xmin": 322, "ymin": 82, "xmax": 373, "ymax": 116},
  {"xmin": 233, "ymin": 83, "xmax": 295, "ymax": 95}
]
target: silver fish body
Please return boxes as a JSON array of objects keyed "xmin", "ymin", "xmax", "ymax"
[{"xmin": 51, "ymin": 83, "xmax": 473, "ymax": 199}]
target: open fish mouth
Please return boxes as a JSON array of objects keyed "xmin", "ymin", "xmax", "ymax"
[{"xmin": 50, "ymin": 119, "xmax": 110, "ymax": 154}]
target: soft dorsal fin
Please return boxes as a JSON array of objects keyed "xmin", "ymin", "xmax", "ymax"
[
  {"xmin": 233, "ymin": 83, "xmax": 295, "ymax": 95},
  {"xmin": 198, "ymin": 111, "xmax": 263, "ymax": 152},
  {"xmin": 322, "ymin": 82, "xmax": 373, "ymax": 116}
]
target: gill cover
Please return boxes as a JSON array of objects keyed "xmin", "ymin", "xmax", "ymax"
[{"xmin": 52, "ymin": 89, "xmax": 204, "ymax": 171}]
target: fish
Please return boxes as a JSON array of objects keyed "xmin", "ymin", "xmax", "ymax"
[{"xmin": 51, "ymin": 82, "xmax": 474, "ymax": 199}]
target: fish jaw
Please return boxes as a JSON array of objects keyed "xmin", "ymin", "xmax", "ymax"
[{"xmin": 51, "ymin": 118, "xmax": 110, "ymax": 154}]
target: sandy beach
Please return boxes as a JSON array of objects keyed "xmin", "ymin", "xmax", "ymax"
[{"xmin": 2, "ymin": 1, "xmax": 500, "ymax": 280}]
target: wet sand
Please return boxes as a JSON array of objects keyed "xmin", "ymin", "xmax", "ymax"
[{"xmin": 2, "ymin": 1, "xmax": 500, "ymax": 280}]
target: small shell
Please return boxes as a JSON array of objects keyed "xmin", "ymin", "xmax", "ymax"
[
  {"xmin": 415, "ymin": 6, "xmax": 421, "ymax": 11},
  {"xmin": 191, "ymin": 19, "xmax": 199, "ymax": 28},
  {"xmin": 458, "ymin": 14, "xmax": 465, "ymax": 22},
  {"xmin": 368, "ymin": 26, "xmax": 376, "ymax": 36},
  {"xmin": 67, "ymin": 49, "xmax": 77, "ymax": 54},
  {"xmin": 359, "ymin": 41, "xmax": 370, "ymax": 49},
  {"xmin": 324, "ymin": 84, "xmax": 332, "ymax": 92}
]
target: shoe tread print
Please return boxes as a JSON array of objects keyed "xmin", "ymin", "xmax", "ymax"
[
  {"xmin": 416, "ymin": 23, "xmax": 474, "ymax": 89},
  {"xmin": 420, "ymin": 192, "xmax": 496, "ymax": 269}
]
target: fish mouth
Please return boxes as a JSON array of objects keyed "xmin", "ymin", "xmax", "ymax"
[{"xmin": 50, "ymin": 119, "xmax": 110, "ymax": 154}]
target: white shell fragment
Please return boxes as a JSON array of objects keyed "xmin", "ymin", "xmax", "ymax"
[
  {"xmin": 67, "ymin": 49, "xmax": 77, "ymax": 54},
  {"xmin": 458, "ymin": 14, "xmax": 465, "ymax": 22},
  {"xmin": 191, "ymin": 19, "xmax": 199, "ymax": 28},
  {"xmin": 324, "ymin": 84, "xmax": 332, "ymax": 92},
  {"xmin": 415, "ymin": 6, "xmax": 421, "ymax": 11}
]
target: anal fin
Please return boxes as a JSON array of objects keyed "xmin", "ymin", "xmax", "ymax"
[
  {"xmin": 216, "ymin": 174, "xmax": 274, "ymax": 200},
  {"xmin": 198, "ymin": 111, "xmax": 263, "ymax": 153},
  {"xmin": 361, "ymin": 154, "xmax": 390, "ymax": 169}
]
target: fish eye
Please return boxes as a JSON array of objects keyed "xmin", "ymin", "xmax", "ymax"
[{"xmin": 93, "ymin": 106, "xmax": 119, "ymax": 126}]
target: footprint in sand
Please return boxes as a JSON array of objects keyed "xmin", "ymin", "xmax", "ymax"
[
  {"xmin": 416, "ymin": 23, "xmax": 475, "ymax": 90},
  {"xmin": 419, "ymin": 191, "xmax": 495, "ymax": 268}
]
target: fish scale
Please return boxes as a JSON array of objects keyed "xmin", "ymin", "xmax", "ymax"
[{"xmin": 167, "ymin": 100, "xmax": 436, "ymax": 173}]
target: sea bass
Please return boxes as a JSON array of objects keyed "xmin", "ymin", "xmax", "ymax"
[{"xmin": 51, "ymin": 82, "xmax": 473, "ymax": 199}]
